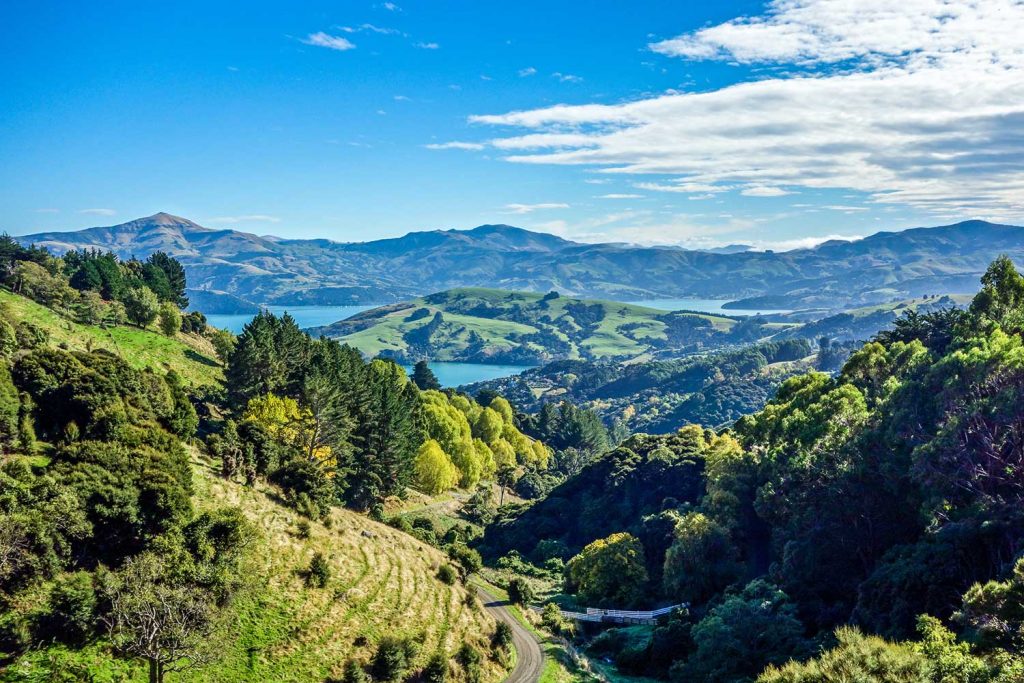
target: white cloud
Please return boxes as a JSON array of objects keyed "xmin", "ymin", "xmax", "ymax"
[
  {"xmin": 503, "ymin": 203, "xmax": 570, "ymax": 214},
  {"xmin": 635, "ymin": 181, "xmax": 732, "ymax": 195},
  {"xmin": 381, "ymin": 2, "xmax": 401, "ymax": 11},
  {"xmin": 584, "ymin": 178, "xmax": 611, "ymax": 185},
  {"xmin": 209, "ymin": 215, "xmax": 281, "ymax": 224},
  {"xmin": 821, "ymin": 204, "xmax": 869, "ymax": 213},
  {"xmin": 741, "ymin": 186, "xmax": 792, "ymax": 197},
  {"xmin": 598, "ymin": 193, "xmax": 645, "ymax": 199},
  {"xmin": 552, "ymin": 72, "xmax": 583, "ymax": 83},
  {"xmin": 425, "ymin": 141, "xmax": 486, "ymax": 151},
  {"xmin": 415, "ymin": 42, "xmax": 439, "ymax": 50},
  {"xmin": 471, "ymin": 1, "xmax": 1024, "ymax": 219},
  {"xmin": 394, "ymin": 95, "xmax": 410, "ymax": 101},
  {"xmin": 754, "ymin": 234, "xmax": 866, "ymax": 251},
  {"xmin": 79, "ymin": 208, "xmax": 116, "ymax": 216},
  {"xmin": 303, "ymin": 32, "xmax": 356, "ymax": 51},
  {"xmin": 340, "ymin": 23, "xmax": 402, "ymax": 36},
  {"xmin": 518, "ymin": 67, "xmax": 538, "ymax": 77}
]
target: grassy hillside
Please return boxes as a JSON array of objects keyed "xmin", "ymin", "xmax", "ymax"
[
  {"xmin": 0, "ymin": 288, "xmax": 222, "ymax": 387},
  {"xmin": 311, "ymin": 288, "xmax": 739, "ymax": 364},
  {"xmin": 8, "ymin": 452, "xmax": 506, "ymax": 682}
]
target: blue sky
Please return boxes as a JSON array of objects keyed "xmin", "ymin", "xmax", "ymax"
[{"xmin": 2, "ymin": 1, "xmax": 1022, "ymax": 248}]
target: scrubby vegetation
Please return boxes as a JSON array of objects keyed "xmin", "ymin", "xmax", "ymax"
[
  {"xmin": 0, "ymin": 238, "xmax": 515, "ymax": 681},
  {"xmin": 484, "ymin": 257, "xmax": 1024, "ymax": 682}
]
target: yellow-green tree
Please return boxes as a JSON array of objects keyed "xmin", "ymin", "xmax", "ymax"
[
  {"xmin": 566, "ymin": 532, "xmax": 649, "ymax": 608},
  {"xmin": 414, "ymin": 439, "xmax": 459, "ymax": 494}
]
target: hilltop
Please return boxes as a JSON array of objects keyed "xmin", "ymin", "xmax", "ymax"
[
  {"xmin": 310, "ymin": 287, "xmax": 741, "ymax": 364},
  {"xmin": 17, "ymin": 214, "xmax": 1023, "ymax": 311}
]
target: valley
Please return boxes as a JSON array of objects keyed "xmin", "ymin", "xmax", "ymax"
[{"xmin": 8, "ymin": 4, "xmax": 1024, "ymax": 682}]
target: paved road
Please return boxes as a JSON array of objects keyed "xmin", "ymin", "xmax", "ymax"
[{"xmin": 478, "ymin": 587, "xmax": 544, "ymax": 683}]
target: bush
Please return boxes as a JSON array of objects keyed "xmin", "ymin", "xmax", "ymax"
[
  {"xmin": 447, "ymin": 544, "xmax": 482, "ymax": 576},
  {"xmin": 540, "ymin": 602, "xmax": 568, "ymax": 635},
  {"xmin": 34, "ymin": 571, "xmax": 97, "ymax": 645},
  {"xmin": 306, "ymin": 552, "xmax": 331, "ymax": 588},
  {"xmin": 343, "ymin": 659, "xmax": 369, "ymax": 683},
  {"xmin": 456, "ymin": 643, "xmax": 482, "ymax": 683},
  {"xmin": 388, "ymin": 516, "xmax": 414, "ymax": 535},
  {"xmin": 492, "ymin": 620, "xmax": 513, "ymax": 650},
  {"xmin": 296, "ymin": 519, "xmax": 311, "ymax": 539},
  {"xmin": 507, "ymin": 577, "xmax": 534, "ymax": 606},
  {"xmin": 422, "ymin": 652, "xmax": 449, "ymax": 683},
  {"xmin": 371, "ymin": 636, "xmax": 419, "ymax": 681},
  {"xmin": 157, "ymin": 302, "xmax": 181, "ymax": 336},
  {"xmin": 437, "ymin": 564, "xmax": 457, "ymax": 585}
]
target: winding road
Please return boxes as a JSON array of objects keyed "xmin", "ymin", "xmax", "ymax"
[{"xmin": 478, "ymin": 587, "xmax": 544, "ymax": 683}]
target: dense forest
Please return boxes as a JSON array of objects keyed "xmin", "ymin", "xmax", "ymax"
[
  {"xmin": 467, "ymin": 339, "xmax": 822, "ymax": 433},
  {"xmin": 484, "ymin": 257, "xmax": 1024, "ymax": 681}
]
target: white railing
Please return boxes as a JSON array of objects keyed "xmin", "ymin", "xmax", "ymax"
[{"xmin": 537, "ymin": 602, "xmax": 687, "ymax": 623}]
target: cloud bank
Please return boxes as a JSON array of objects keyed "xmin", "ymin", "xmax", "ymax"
[{"xmin": 466, "ymin": 0, "xmax": 1024, "ymax": 219}]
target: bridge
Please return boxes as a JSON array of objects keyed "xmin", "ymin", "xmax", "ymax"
[{"xmin": 542, "ymin": 603, "xmax": 687, "ymax": 626}]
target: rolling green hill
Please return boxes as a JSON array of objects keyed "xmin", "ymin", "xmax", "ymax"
[{"xmin": 310, "ymin": 288, "xmax": 741, "ymax": 364}]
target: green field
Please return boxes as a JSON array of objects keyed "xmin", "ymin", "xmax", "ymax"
[{"xmin": 312, "ymin": 287, "xmax": 739, "ymax": 363}]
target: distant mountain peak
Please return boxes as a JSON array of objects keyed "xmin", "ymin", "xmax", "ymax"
[{"xmin": 126, "ymin": 212, "xmax": 210, "ymax": 231}]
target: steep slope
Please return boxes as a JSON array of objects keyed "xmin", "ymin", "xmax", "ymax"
[
  {"xmin": 0, "ymin": 289, "xmax": 221, "ymax": 387},
  {"xmin": 310, "ymin": 287, "xmax": 739, "ymax": 363},
  {"xmin": 17, "ymin": 215, "xmax": 1023, "ymax": 309},
  {"xmin": 191, "ymin": 458, "xmax": 505, "ymax": 682},
  {"xmin": 10, "ymin": 455, "xmax": 507, "ymax": 682}
]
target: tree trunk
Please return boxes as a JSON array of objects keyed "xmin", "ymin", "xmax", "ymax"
[{"xmin": 149, "ymin": 658, "xmax": 159, "ymax": 683}]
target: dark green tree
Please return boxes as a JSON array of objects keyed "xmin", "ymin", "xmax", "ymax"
[{"xmin": 411, "ymin": 360, "xmax": 441, "ymax": 391}]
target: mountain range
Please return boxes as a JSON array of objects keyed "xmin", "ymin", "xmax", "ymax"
[{"xmin": 16, "ymin": 213, "xmax": 1024, "ymax": 311}]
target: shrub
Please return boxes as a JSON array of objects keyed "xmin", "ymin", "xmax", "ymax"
[
  {"xmin": 456, "ymin": 643, "xmax": 482, "ymax": 683},
  {"xmin": 437, "ymin": 564, "xmax": 457, "ymax": 585},
  {"xmin": 343, "ymin": 659, "xmax": 369, "ymax": 683},
  {"xmin": 306, "ymin": 552, "xmax": 331, "ymax": 588},
  {"xmin": 296, "ymin": 519, "xmax": 311, "ymax": 539},
  {"xmin": 422, "ymin": 652, "xmax": 449, "ymax": 683},
  {"xmin": 507, "ymin": 577, "xmax": 534, "ymax": 606},
  {"xmin": 492, "ymin": 621, "xmax": 513, "ymax": 650},
  {"xmin": 34, "ymin": 571, "xmax": 97, "ymax": 645},
  {"xmin": 371, "ymin": 636, "xmax": 419, "ymax": 681},
  {"xmin": 447, "ymin": 544, "xmax": 482, "ymax": 576},
  {"xmin": 540, "ymin": 602, "xmax": 568, "ymax": 635}
]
